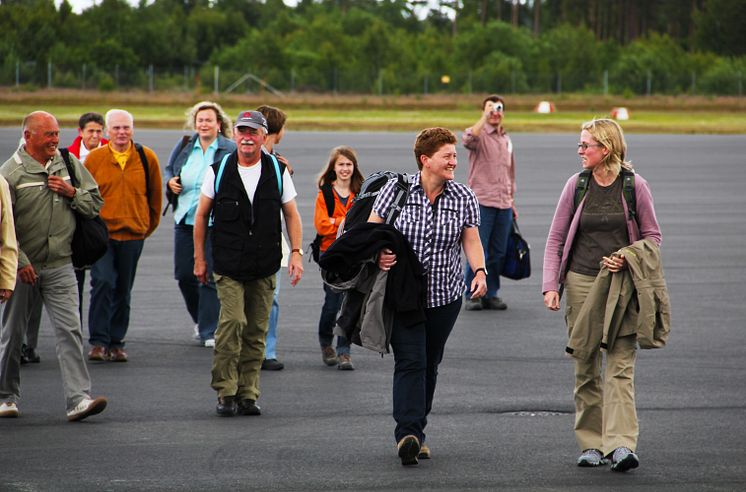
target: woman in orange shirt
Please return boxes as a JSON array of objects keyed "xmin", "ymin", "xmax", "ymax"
[{"xmin": 314, "ymin": 146, "xmax": 364, "ymax": 370}]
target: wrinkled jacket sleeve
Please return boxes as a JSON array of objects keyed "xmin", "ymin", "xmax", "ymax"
[
  {"xmin": 634, "ymin": 175, "xmax": 662, "ymax": 246},
  {"xmin": 542, "ymin": 175, "xmax": 577, "ymax": 293},
  {"xmin": 0, "ymin": 176, "xmax": 18, "ymax": 290}
]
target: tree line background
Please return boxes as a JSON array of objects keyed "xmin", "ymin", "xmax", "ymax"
[{"xmin": 1, "ymin": 0, "xmax": 744, "ymax": 96}]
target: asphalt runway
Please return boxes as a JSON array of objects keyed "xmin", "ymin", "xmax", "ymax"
[{"xmin": 0, "ymin": 126, "xmax": 745, "ymax": 491}]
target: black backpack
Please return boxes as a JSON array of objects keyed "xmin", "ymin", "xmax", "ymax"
[
  {"xmin": 342, "ymin": 171, "xmax": 411, "ymax": 234},
  {"xmin": 574, "ymin": 168, "xmax": 637, "ymax": 221}
]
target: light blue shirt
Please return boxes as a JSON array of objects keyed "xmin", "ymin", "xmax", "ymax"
[{"xmin": 174, "ymin": 138, "xmax": 218, "ymax": 225}]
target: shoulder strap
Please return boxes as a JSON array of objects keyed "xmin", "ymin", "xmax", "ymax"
[
  {"xmin": 134, "ymin": 143, "xmax": 150, "ymax": 196},
  {"xmin": 573, "ymin": 168, "xmax": 637, "ymax": 221},
  {"xmin": 268, "ymin": 152, "xmax": 283, "ymax": 196},
  {"xmin": 178, "ymin": 135, "xmax": 191, "ymax": 155},
  {"xmin": 621, "ymin": 169, "xmax": 636, "ymax": 221},
  {"xmin": 383, "ymin": 174, "xmax": 411, "ymax": 225},
  {"xmin": 320, "ymin": 183, "xmax": 335, "ymax": 217},
  {"xmin": 573, "ymin": 169, "xmax": 591, "ymax": 212},
  {"xmin": 214, "ymin": 153, "xmax": 231, "ymax": 194},
  {"xmin": 59, "ymin": 148, "xmax": 78, "ymax": 188}
]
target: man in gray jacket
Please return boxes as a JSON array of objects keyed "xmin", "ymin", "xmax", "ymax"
[{"xmin": 0, "ymin": 111, "xmax": 108, "ymax": 421}]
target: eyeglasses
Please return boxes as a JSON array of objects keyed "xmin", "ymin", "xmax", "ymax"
[{"xmin": 577, "ymin": 143, "xmax": 603, "ymax": 151}]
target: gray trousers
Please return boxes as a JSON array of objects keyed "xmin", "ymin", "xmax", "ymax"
[{"xmin": 0, "ymin": 264, "xmax": 92, "ymax": 411}]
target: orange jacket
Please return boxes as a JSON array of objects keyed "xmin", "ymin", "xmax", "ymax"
[
  {"xmin": 313, "ymin": 187, "xmax": 355, "ymax": 252},
  {"xmin": 85, "ymin": 143, "xmax": 162, "ymax": 241}
]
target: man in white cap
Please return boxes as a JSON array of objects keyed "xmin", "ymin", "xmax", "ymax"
[{"xmin": 193, "ymin": 110, "xmax": 304, "ymax": 417}]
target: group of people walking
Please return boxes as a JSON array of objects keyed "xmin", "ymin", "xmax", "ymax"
[{"xmin": 0, "ymin": 96, "xmax": 668, "ymax": 472}]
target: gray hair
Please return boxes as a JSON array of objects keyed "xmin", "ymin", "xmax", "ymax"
[{"xmin": 105, "ymin": 109, "xmax": 134, "ymax": 128}]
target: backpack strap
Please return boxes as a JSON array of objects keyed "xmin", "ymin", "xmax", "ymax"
[
  {"xmin": 214, "ymin": 153, "xmax": 231, "ymax": 194},
  {"xmin": 214, "ymin": 152, "xmax": 284, "ymax": 197},
  {"xmin": 573, "ymin": 168, "xmax": 637, "ymax": 222},
  {"xmin": 59, "ymin": 148, "xmax": 78, "ymax": 188},
  {"xmin": 383, "ymin": 174, "xmax": 411, "ymax": 225},
  {"xmin": 573, "ymin": 169, "xmax": 591, "ymax": 212},
  {"xmin": 268, "ymin": 152, "xmax": 283, "ymax": 196},
  {"xmin": 320, "ymin": 183, "xmax": 335, "ymax": 218},
  {"xmin": 621, "ymin": 169, "xmax": 636, "ymax": 221},
  {"xmin": 134, "ymin": 143, "xmax": 150, "ymax": 197}
]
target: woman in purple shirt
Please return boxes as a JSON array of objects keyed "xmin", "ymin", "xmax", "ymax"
[{"xmin": 543, "ymin": 118, "xmax": 661, "ymax": 473}]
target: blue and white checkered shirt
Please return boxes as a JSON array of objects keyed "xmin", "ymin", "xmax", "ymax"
[{"xmin": 373, "ymin": 172, "xmax": 480, "ymax": 308}]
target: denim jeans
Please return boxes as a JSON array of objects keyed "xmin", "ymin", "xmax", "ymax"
[
  {"xmin": 88, "ymin": 239, "xmax": 144, "ymax": 349},
  {"xmin": 174, "ymin": 224, "xmax": 219, "ymax": 341},
  {"xmin": 265, "ymin": 273, "xmax": 280, "ymax": 359},
  {"xmin": 390, "ymin": 298, "xmax": 462, "ymax": 444},
  {"xmin": 318, "ymin": 283, "xmax": 350, "ymax": 356},
  {"xmin": 464, "ymin": 205, "xmax": 513, "ymax": 298}
]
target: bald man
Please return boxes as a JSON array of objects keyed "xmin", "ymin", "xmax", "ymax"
[{"xmin": 0, "ymin": 111, "xmax": 108, "ymax": 421}]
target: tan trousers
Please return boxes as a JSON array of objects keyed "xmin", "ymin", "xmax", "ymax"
[
  {"xmin": 565, "ymin": 271, "xmax": 638, "ymax": 456},
  {"xmin": 211, "ymin": 273, "xmax": 275, "ymax": 401}
]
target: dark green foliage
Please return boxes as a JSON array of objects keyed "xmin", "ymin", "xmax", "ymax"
[{"xmin": 0, "ymin": 0, "xmax": 743, "ymax": 95}]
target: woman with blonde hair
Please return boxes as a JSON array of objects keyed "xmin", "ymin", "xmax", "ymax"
[
  {"xmin": 314, "ymin": 146, "xmax": 364, "ymax": 370},
  {"xmin": 543, "ymin": 118, "xmax": 662, "ymax": 472},
  {"xmin": 165, "ymin": 101, "xmax": 236, "ymax": 346}
]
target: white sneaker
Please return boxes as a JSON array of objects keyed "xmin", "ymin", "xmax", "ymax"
[
  {"xmin": 67, "ymin": 396, "xmax": 107, "ymax": 422},
  {"xmin": 204, "ymin": 338, "xmax": 215, "ymax": 348},
  {"xmin": 0, "ymin": 402, "xmax": 19, "ymax": 418},
  {"xmin": 192, "ymin": 324, "xmax": 201, "ymax": 341},
  {"xmin": 610, "ymin": 447, "xmax": 639, "ymax": 472},
  {"xmin": 577, "ymin": 448, "xmax": 608, "ymax": 467}
]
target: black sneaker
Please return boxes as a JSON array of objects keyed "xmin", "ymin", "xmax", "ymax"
[
  {"xmin": 216, "ymin": 396, "xmax": 237, "ymax": 417},
  {"xmin": 397, "ymin": 435, "xmax": 420, "ymax": 466},
  {"xmin": 464, "ymin": 298, "xmax": 483, "ymax": 311},
  {"xmin": 21, "ymin": 344, "xmax": 41, "ymax": 364},
  {"xmin": 482, "ymin": 296, "xmax": 507, "ymax": 310},
  {"xmin": 237, "ymin": 399, "xmax": 261, "ymax": 416},
  {"xmin": 261, "ymin": 358, "xmax": 284, "ymax": 371}
]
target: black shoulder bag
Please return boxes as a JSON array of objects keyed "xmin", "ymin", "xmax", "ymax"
[{"xmin": 60, "ymin": 149, "xmax": 109, "ymax": 268}]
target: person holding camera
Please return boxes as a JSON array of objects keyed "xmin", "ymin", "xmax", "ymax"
[
  {"xmin": 461, "ymin": 94, "xmax": 516, "ymax": 311},
  {"xmin": 165, "ymin": 101, "xmax": 235, "ymax": 347}
]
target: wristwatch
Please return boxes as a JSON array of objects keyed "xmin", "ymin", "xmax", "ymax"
[
  {"xmin": 474, "ymin": 267, "xmax": 487, "ymax": 276},
  {"xmin": 292, "ymin": 248, "xmax": 304, "ymax": 256}
]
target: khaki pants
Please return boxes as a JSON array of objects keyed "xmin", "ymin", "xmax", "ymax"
[
  {"xmin": 211, "ymin": 273, "xmax": 275, "ymax": 401},
  {"xmin": 565, "ymin": 271, "xmax": 638, "ymax": 455}
]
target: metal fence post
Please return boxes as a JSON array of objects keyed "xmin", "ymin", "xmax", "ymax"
[
  {"xmin": 603, "ymin": 69, "xmax": 608, "ymax": 95},
  {"xmin": 15, "ymin": 60, "xmax": 20, "ymax": 87},
  {"xmin": 48, "ymin": 60, "xmax": 52, "ymax": 88},
  {"xmin": 214, "ymin": 65, "xmax": 219, "ymax": 94},
  {"xmin": 148, "ymin": 64, "xmax": 154, "ymax": 92},
  {"xmin": 646, "ymin": 69, "xmax": 652, "ymax": 96}
]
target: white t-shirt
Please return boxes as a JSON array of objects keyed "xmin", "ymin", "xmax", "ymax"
[{"xmin": 200, "ymin": 160, "xmax": 297, "ymax": 204}]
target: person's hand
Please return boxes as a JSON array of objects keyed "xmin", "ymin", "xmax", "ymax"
[
  {"xmin": 288, "ymin": 253, "xmax": 304, "ymax": 286},
  {"xmin": 377, "ymin": 248, "xmax": 397, "ymax": 271},
  {"xmin": 18, "ymin": 265, "xmax": 38, "ymax": 286},
  {"xmin": 194, "ymin": 258, "xmax": 208, "ymax": 285},
  {"xmin": 602, "ymin": 253, "xmax": 626, "ymax": 273},
  {"xmin": 0, "ymin": 289, "xmax": 12, "ymax": 303},
  {"xmin": 276, "ymin": 154, "xmax": 293, "ymax": 175},
  {"xmin": 47, "ymin": 175, "xmax": 76, "ymax": 198},
  {"xmin": 469, "ymin": 271, "xmax": 487, "ymax": 299},
  {"xmin": 544, "ymin": 290, "xmax": 560, "ymax": 311},
  {"xmin": 168, "ymin": 177, "xmax": 182, "ymax": 195}
]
